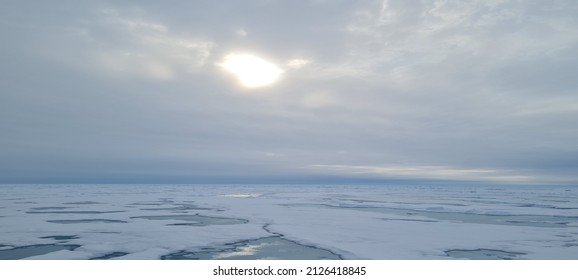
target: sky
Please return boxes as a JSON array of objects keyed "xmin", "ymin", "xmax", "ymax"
[{"xmin": 1, "ymin": 0, "xmax": 577, "ymax": 184}]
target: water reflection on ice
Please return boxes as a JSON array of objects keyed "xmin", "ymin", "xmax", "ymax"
[
  {"xmin": 162, "ymin": 237, "xmax": 341, "ymax": 260},
  {"xmin": 131, "ymin": 214, "xmax": 248, "ymax": 226},
  {"xmin": 47, "ymin": 219, "xmax": 128, "ymax": 224},
  {"xmin": 90, "ymin": 252, "xmax": 129, "ymax": 260},
  {"xmin": 445, "ymin": 249, "xmax": 526, "ymax": 260},
  {"xmin": 0, "ymin": 244, "xmax": 80, "ymax": 260}
]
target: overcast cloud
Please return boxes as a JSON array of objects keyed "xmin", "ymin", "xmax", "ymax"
[{"xmin": 1, "ymin": 0, "xmax": 577, "ymax": 184}]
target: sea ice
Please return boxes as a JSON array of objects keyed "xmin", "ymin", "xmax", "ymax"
[{"xmin": 0, "ymin": 184, "xmax": 577, "ymax": 259}]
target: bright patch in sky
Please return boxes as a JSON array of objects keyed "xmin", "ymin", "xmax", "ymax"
[
  {"xmin": 219, "ymin": 53, "xmax": 283, "ymax": 88},
  {"xmin": 286, "ymin": 59, "xmax": 310, "ymax": 69}
]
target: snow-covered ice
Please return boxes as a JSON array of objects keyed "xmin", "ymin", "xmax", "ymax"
[{"xmin": 0, "ymin": 184, "xmax": 577, "ymax": 259}]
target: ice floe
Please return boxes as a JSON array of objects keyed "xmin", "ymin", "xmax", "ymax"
[{"xmin": 0, "ymin": 184, "xmax": 577, "ymax": 259}]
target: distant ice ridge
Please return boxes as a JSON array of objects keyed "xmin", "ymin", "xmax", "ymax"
[{"xmin": 0, "ymin": 184, "xmax": 577, "ymax": 260}]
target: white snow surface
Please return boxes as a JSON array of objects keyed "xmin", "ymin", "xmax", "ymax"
[{"xmin": 0, "ymin": 184, "xmax": 577, "ymax": 259}]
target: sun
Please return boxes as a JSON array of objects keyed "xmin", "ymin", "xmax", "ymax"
[{"xmin": 219, "ymin": 53, "xmax": 283, "ymax": 88}]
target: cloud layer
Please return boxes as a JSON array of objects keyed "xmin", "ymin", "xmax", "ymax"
[{"xmin": 1, "ymin": 0, "xmax": 577, "ymax": 184}]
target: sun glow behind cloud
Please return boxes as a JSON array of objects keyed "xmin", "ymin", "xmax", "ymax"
[{"xmin": 219, "ymin": 53, "xmax": 283, "ymax": 88}]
